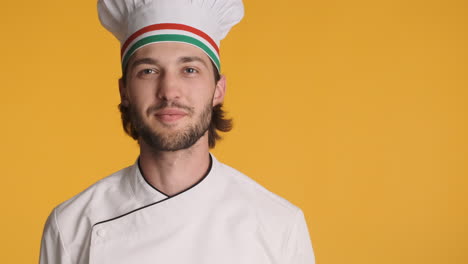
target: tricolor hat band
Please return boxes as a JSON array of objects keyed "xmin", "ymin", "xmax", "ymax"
[{"xmin": 121, "ymin": 23, "xmax": 220, "ymax": 72}]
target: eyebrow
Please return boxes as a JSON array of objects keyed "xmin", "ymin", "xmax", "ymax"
[
  {"xmin": 130, "ymin": 58, "xmax": 159, "ymax": 69},
  {"xmin": 178, "ymin": 56, "xmax": 208, "ymax": 68},
  {"xmin": 129, "ymin": 56, "xmax": 209, "ymax": 70}
]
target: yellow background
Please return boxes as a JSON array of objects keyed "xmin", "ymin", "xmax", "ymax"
[{"xmin": 1, "ymin": 0, "xmax": 467, "ymax": 263}]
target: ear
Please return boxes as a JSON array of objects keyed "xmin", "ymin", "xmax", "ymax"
[
  {"xmin": 212, "ymin": 74, "xmax": 226, "ymax": 106},
  {"xmin": 119, "ymin": 78, "xmax": 129, "ymax": 107}
]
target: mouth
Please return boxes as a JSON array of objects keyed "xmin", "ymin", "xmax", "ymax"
[{"xmin": 154, "ymin": 108, "xmax": 188, "ymax": 122}]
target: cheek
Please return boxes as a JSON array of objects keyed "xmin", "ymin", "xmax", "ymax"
[
  {"xmin": 127, "ymin": 81, "xmax": 156, "ymax": 102},
  {"xmin": 127, "ymin": 95, "xmax": 154, "ymax": 119},
  {"xmin": 194, "ymin": 89, "xmax": 216, "ymax": 109},
  {"xmin": 183, "ymin": 79, "xmax": 213, "ymax": 99}
]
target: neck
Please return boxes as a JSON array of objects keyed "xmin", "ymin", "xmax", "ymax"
[{"xmin": 138, "ymin": 134, "xmax": 211, "ymax": 196}]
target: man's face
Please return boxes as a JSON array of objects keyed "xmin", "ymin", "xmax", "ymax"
[{"xmin": 120, "ymin": 42, "xmax": 225, "ymax": 151}]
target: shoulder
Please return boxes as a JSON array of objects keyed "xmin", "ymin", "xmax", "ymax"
[
  {"xmin": 41, "ymin": 164, "xmax": 137, "ymax": 262},
  {"xmin": 49, "ymin": 164, "xmax": 137, "ymax": 239},
  {"xmin": 217, "ymin": 161, "xmax": 302, "ymax": 229},
  {"xmin": 219, "ymin": 162, "xmax": 300, "ymax": 212},
  {"xmin": 215, "ymin": 160, "xmax": 307, "ymax": 257},
  {"xmin": 54, "ymin": 165, "xmax": 135, "ymax": 222}
]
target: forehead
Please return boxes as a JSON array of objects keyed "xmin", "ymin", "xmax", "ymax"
[{"xmin": 128, "ymin": 42, "xmax": 211, "ymax": 66}]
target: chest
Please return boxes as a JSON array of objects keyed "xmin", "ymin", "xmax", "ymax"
[{"xmin": 86, "ymin": 199, "xmax": 281, "ymax": 264}]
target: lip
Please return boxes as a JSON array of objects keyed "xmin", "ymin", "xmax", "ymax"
[{"xmin": 154, "ymin": 108, "xmax": 188, "ymax": 122}]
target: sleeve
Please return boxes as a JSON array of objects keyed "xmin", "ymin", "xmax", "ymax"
[
  {"xmin": 39, "ymin": 208, "xmax": 72, "ymax": 264},
  {"xmin": 282, "ymin": 209, "xmax": 316, "ymax": 264}
]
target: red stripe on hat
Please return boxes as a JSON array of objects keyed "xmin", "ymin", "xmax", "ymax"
[{"xmin": 120, "ymin": 23, "xmax": 219, "ymax": 57}]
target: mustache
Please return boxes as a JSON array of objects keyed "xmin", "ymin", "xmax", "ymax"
[{"xmin": 146, "ymin": 101, "xmax": 194, "ymax": 115}]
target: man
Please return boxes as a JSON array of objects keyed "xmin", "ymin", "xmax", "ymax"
[{"xmin": 40, "ymin": 0, "xmax": 315, "ymax": 263}]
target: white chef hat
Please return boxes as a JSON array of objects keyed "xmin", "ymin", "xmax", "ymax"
[{"xmin": 97, "ymin": 0, "xmax": 244, "ymax": 72}]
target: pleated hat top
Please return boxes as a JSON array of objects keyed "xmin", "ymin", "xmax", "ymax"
[{"xmin": 97, "ymin": 0, "xmax": 244, "ymax": 72}]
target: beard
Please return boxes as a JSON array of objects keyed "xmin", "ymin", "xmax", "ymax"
[{"xmin": 129, "ymin": 100, "xmax": 212, "ymax": 152}]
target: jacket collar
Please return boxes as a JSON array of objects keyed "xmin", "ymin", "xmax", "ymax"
[{"xmin": 128, "ymin": 153, "xmax": 220, "ymax": 206}]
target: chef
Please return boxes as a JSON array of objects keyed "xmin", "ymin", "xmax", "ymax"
[{"xmin": 39, "ymin": 0, "xmax": 315, "ymax": 263}]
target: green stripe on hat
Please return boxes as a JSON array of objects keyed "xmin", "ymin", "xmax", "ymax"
[{"xmin": 122, "ymin": 34, "xmax": 220, "ymax": 72}]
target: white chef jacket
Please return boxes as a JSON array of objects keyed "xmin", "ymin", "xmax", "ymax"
[{"xmin": 40, "ymin": 155, "xmax": 315, "ymax": 264}]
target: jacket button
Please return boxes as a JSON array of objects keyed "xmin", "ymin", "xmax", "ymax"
[{"xmin": 96, "ymin": 229, "xmax": 106, "ymax": 237}]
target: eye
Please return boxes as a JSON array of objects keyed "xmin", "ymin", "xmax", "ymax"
[
  {"xmin": 142, "ymin": 69, "xmax": 156, "ymax": 74},
  {"xmin": 184, "ymin": 67, "xmax": 198, "ymax": 74},
  {"xmin": 136, "ymin": 68, "xmax": 158, "ymax": 78}
]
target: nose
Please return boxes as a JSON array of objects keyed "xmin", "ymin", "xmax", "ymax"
[{"xmin": 156, "ymin": 70, "xmax": 181, "ymax": 101}]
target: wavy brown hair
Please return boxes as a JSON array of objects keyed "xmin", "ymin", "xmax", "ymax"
[{"xmin": 119, "ymin": 61, "xmax": 232, "ymax": 148}]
